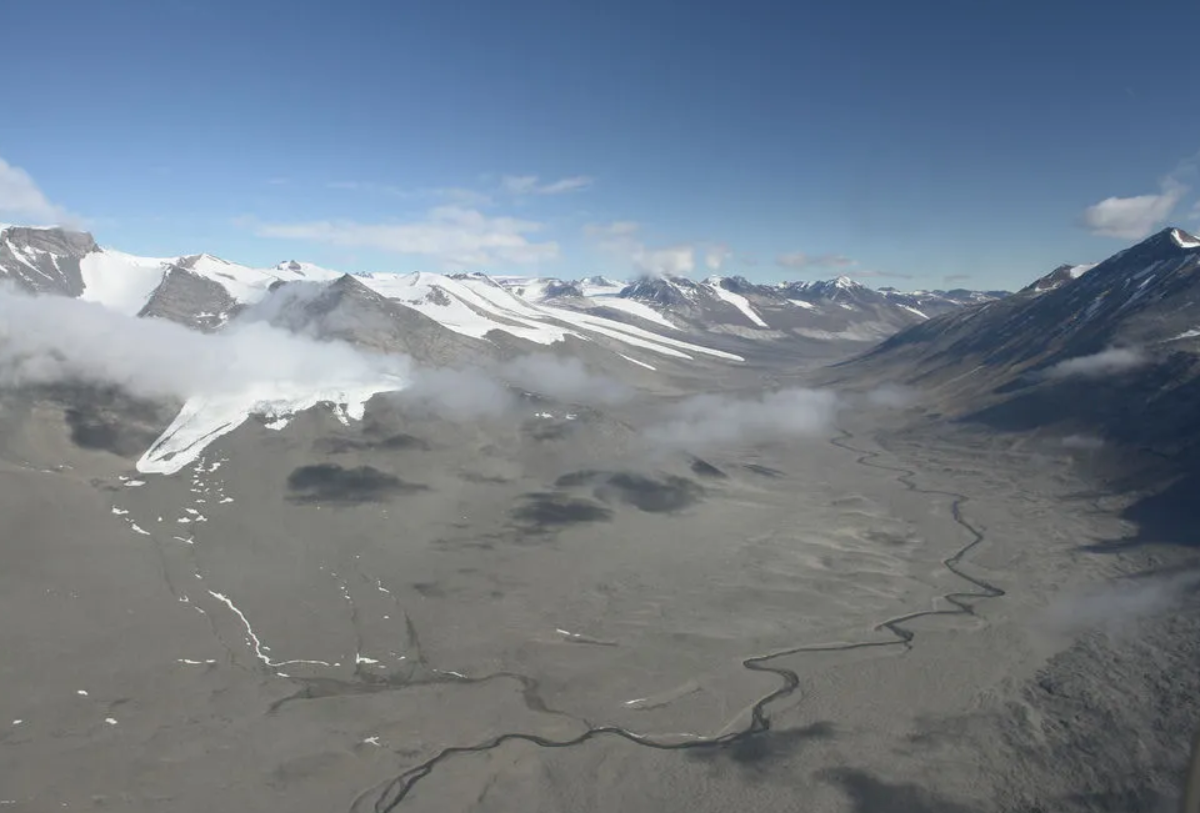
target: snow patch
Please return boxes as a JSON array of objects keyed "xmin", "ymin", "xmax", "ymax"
[
  {"xmin": 619, "ymin": 354, "xmax": 657, "ymax": 371},
  {"xmin": 588, "ymin": 295, "xmax": 679, "ymax": 329},
  {"xmin": 705, "ymin": 282, "xmax": 768, "ymax": 328},
  {"xmin": 79, "ymin": 250, "xmax": 171, "ymax": 315},
  {"xmin": 137, "ymin": 377, "xmax": 405, "ymax": 476},
  {"xmin": 207, "ymin": 590, "xmax": 332, "ymax": 668},
  {"xmin": 1171, "ymin": 228, "xmax": 1200, "ymax": 249}
]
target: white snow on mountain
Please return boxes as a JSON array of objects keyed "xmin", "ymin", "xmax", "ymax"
[
  {"xmin": 1172, "ymin": 228, "xmax": 1200, "ymax": 250},
  {"xmin": 361, "ymin": 272, "xmax": 579, "ymax": 345},
  {"xmin": 580, "ymin": 276, "xmax": 625, "ymax": 297},
  {"xmin": 703, "ymin": 278, "xmax": 768, "ymax": 327},
  {"xmin": 586, "ymin": 295, "xmax": 680, "ymax": 329},
  {"xmin": 79, "ymin": 250, "xmax": 172, "ymax": 315},
  {"xmin": 138, "ymin": 376, "xmax": 407, "ymax": 475}
]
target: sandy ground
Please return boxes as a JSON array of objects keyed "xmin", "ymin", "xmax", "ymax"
[{"xmin": 1, "ymin": 385, "xmax": 1197, "ymax": 812}]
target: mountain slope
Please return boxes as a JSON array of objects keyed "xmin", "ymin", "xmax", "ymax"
[{"xmin": 833, "ymin": 227, "xmax": 1200, "ymax": 544}]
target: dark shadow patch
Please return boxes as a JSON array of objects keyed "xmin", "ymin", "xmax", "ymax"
[
  {"xmin": 742, "ymin": 463, "xmax": 785, "ymax": 478},
  {"xmin": 65, "ymin": 410, "xmax": 123, "ymax": 452},
  {"xmin": 690, "ymin": 722, "xmax": 834, "ymax": 774},
  {"xmin": 864, "ymin": 530, "xmax": 911, "ymax": 547},
  {"xmin": 1110, "ymin": 469, "xmax": 1200, "ymax": 550},
  {"xmin": 58, "ymin": 388, "xmax": 171, "ymax": 458},
  {"xmin": 690, "ymin": 457, "xmax": 728, "ymax": 479},
  {"xmin": 510, "ymin": 492, "xmax": 613, "ymax": 531},
  {"xmin": 286, "ymin": 464, "xmax": 428, "ymax": 504},
  {"xmin": 458, "ymin": 471, "xmax": 512, "ymax": 484},
  {"xmin": 554, "ymin": 470, "xmax": 604, "ymax": 488},
  {"xmin": 315, "ymin": 433, "xmax": 430, "ymax": 455},
  {"xmin": 819, "ymin": 767, "xmax": 975, "ymax": 813},
  {"xmin": 412, "ymin": 582, "xmax": 446, "ymax": 598},
  {"xmin": 597, "ymin": 473, "xmax": 704, "ymax": 513}
]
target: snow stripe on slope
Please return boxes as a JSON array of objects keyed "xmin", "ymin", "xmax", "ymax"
[{"xmin": 705, "ymin": 283, "xmax": 768, "ymax": 327}]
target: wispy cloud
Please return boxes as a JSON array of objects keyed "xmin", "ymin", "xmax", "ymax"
[
  {"xmin": 584, "ymin": 220, "xmax": 640, "ymax": 239},
  {"xmin": 430, "ymin": 187, "xmax": 494, "ymax": 207},
  {"xmin": 0, "ymin": 156, "xmax": 79, "ymax": 227},
  {"xmin": 1080, "ymin": 156, "xmax": 1198, "ymax": 239},
  {"xmin": 1043, "ymin": 571, "xmax": 1200, "ymax": 640},
  {"xmin": 326, "ymin": 180, "xmax": 407, "ymax": 196},
  {"xmin": 0, "ymin": 284, "xmax": 409, "ymax": 401},
  {"xmin": 1081, "ymin": 179, "xmax": 1186, "ymax": 239},
  {"xmin": 1043, "ymin": 347, "xmax": 1147, "ymax": 379},
  {"xmin": 847, "ymin": 268, "xmax": 913, "ymax": 280},
  {"xmin": 634, "ymin": 245, "xmax": 695, "ymax": 277},
  {"xmin": 705, "ymin": 245, "xmax": 732, "ymax": 272},
  {"xmin": 245, "ymin": 206, "xmax": 559, "ymax": 267},
  {"xmin": 776, "ymin": 252, "xmax": 855, "ymax": 270},
  {"xmin": 501, "ymin": 175, "xmax": 593, "ymax": 196},
  {"xmin": 943, "ymin": 273, "xmax": 971, "ymax": 283},
  {"xmin": 585, "ymin": 220, "xmax": 696, "ymax": 278},
  {"xmin": 646, "ymin": 388, "xmax": 840, "ymax": 450}
]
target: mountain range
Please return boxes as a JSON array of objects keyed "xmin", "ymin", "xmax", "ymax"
[{"xmin": 0, "ymin": 225, "xmax": 1009, "ymax": 362}]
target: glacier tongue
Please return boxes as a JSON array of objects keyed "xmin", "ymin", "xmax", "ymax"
[{"xmin": 137, "ymin": 376, "xmax": 407, "ymax": 475}]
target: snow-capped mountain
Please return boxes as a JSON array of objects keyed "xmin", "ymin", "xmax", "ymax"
[
  {"xmin": 0, "ymin": 225, "xmax": 1005, "ymax": 362},
  {"xmin": 0, "ymin": 226, "xmax": 743, "ymax": 368},
  {"xmin": 493, "ymin": 271, "xmax": 1008, "ymax": 342},
  {"xmin": 1019, "ymin": 263, "xmax": 1097, "ymax": 294}
]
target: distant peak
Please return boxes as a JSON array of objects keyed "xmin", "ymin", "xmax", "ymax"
[{"xmin": 1170, "ymin": 227, "xmax": 1200, "ymax": 249}]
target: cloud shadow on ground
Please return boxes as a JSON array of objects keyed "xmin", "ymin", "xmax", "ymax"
[
  {"xmin": 286, "ymin": 463, "xmax": 428, "ymax": 504},
  {"xmin": 510, "ymin": 492, "xmax": 613, "ymax": 532}
]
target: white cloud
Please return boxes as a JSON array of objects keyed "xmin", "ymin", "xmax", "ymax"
[
  {"xmin": 0, "ymin": 284, "xmax": 409, "ymax": 401},
  {"xmin": 430, "ymin": 187, "xmax": 494, "ymax": 207},
  {"xmin": 646, "ymin": 388, "xmax": 839, "ymax": 450},
  {"xmin": 705, "ymin": 245, "xmax": 732, "ymax": 271},
  {"xmin": 1043, "ymin": 347, "xmax": 1147, "ymax": 379},
  {"xmin": 584, "ymin": 220, "xmax": 640, "ymax": 239},
  {"xmin": 499, "ymin": 354, "xmax": 630, "ymax": 405},
  {"xmin": 327, "ymin": 180, "xmax": 407, "ymax": 196},
  {"xmin": 1043, "ymin": 571, "xmax": 1200, "ymax": 640},
  {"xmin": 1081, "ymin": 178, "xmax": 1187, "ymax": 239},
  {"xmin": 501, "ymin": 175, "xmax": 593, "ymax": 196},
  {"xmin": 247, "ymin": 206, "xmax": 559, "ymax": 268},
  {"xmin": 585, "ymin": 220, "xmax": 698, "ymax": 278},
  {"xmin": 0, "ymin": 157, "xmax": 77, "ymax": 226},
  {"xmin": 633, "ymin": 245, "xmax": 695, "ymax": 277},
  {"xmin": 776, "ymin": 252, "xmax": 855, "ymax": 270},
  {"xmin": 1061, "ymin": 434, "xmax": 1105, "ymax": 450},
  {"xmin": 847, "ymin": 268, "xmax": 913, "ymax": 280}
]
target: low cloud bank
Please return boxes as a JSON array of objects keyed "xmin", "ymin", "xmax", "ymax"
[
  {"xmin": 0, "ymin": 288, "xmax": 636, "ymax": 421},
  {"xmin": 0, "ymin": 285, "xmax": 409, "ymax": 400},
  {"xmin": 1043, "ymin": 571, "xmax": 1200, "ymax": 640},
  {"xmin": 1044, "ymin": 347, "xmax": 1146, "ymax": 380},
  {"xmin": 499, "ymin": 354, "xmax": 631, "ymax": 406},
  {"xmin": 646, "ymin": 388, "xmax": 840, "ymax": 449},
  {"xmin": 1061, "ymin": 434, "xmax": 1105, "ymax": 450}
]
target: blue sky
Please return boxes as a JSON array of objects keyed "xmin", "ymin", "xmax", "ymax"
[{"xmin": 2, "ymin": 0, "xmax": 1198, "ymax": 290}]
